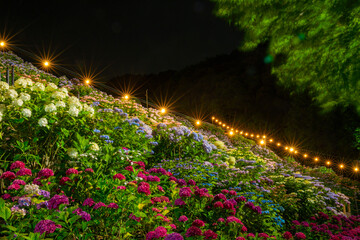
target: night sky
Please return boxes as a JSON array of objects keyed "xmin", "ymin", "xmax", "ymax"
[{"xmin": 1, "ymin": 0, "xmax": 243, "ymax": 78}]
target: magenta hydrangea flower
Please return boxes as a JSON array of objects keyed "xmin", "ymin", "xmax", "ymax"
[
  {"xmin": 1, "ymin": 171, "xmax": 16, "ymax": 180},
  {"xmin": 295, "ymin": 232, "xmax": 306, "ymax": 239},
  {"xmin": 241, "ymin": 226, "xmax": 247, "ymax": 232},
  {"xmin": 185, "ymin": 226, "xmax": 202, "ymax": 237},
  {"xmin": 226, "ymin": 216, "xmax": 242, "ymax": 224},
  {"xmin": 229, "ymin": 190, "xmax": 237, "ymax": 196},
  {"xmin": 169, "ymin": 176, "xmax": 177, "ymax": 182},
  {"xmin": 179, "ymin": 187, "xmax": 193, "ymax": 198},
  {"xmin": 117, "ymin": 186, "xmax": 126, "ymax": 190},
  {"xmin": 170, "ymin": 224, "xmax": 176, "ymax": 230},
  {"xmin": 107, "ymin": 203, "xmax": 119, "ymax": 209},
  {"xmin": 1, "ymin": 194, "xmax": 11, "ymax": 200},
  {"xmin": 12, "ymin": 179, "xmax": 26, "ymax": 185},
  {"xmin": 214, "ymin": 201, "xmax": 224, "ymax": 208},
  {"xmin": 214, "ymin": 193, "xmax": 226, "ymax": 201},
  {"xmin": 258, "ymin": 233, "xmax": 269, "ymax": 238},
  {"xmin": 192, "ymin": 219, "xmax": 205, "ymax": 227},
  {"xmin": 134, "ymin": 161, "xmax": 145, "ymax": 168},
  {"xmin": 84, "ymin": 168, "xmax": 94, "ymax": 173},
  {"xmin": 283, "ymin": 231, "xmax": 293, "ymax": 239},
  {"xmin": 125, "ymin": 166, "xmax": 133, "ymax": 172},
  {"xmin": 138, "ymin": 182, "xmax": 151, "ymax": 195},
  {"xmin": 146, "ymin": 231, "xmax": 156, "ymax": 240},
  {"xmin": 65, "ymin": 168, "xmax": 79, "ymax": 175},
  {"xmin": 179, "ymin": 215, "xmax": 188, "ymax": 222},
  {"xmin": 83, "ymin": 198, "xmax": 95, "ymax": 207},
  {"xmin": 188, "ymin": 179, "xmax": 196, "ymax": 185},
  {"xmin": 235, "ymin": 196, "xmax": 246, "ymax": 202},
  {"xmin": 177, "ymin": 179, "xmax": 187, "ymax": 186},
  {"xmin": 113, "ymin": 173, "xmax": 126, "ymax": 181},
  {"xmin": 59, "ymin": 177, "xmax": 71, "ymax": 185},
  {"xmin": 195, "ymin": 188, "xmax": 208, "ymax": 197},
  {"xmin": 236, "ymin": 237, "xmax": 246, "ymax": 240},
  {"xmin": 38, "ymin": 168, "xmax": 54, "ymax": 179},
  {"xmin": 16, "ymin": 168, "xmax": 32, "ymax": 176},
  {"xmin": 34, "ymin": 220, "xmax": 62, "ymax": 235},
  {"xmin": 10, "ymin": 161, "xmax": 25, "ymax": 170},
  {"xmin": 93, "ymin": 202, "xmax": 107, "ymax": 210},
  {"xmin": 47, "ymin": 195, "xmax": 69, "ymax": 210},
  {"xmin": 217, "ymin": 218, "xmax": 225, "ymax": 222},
  {"xmin": 8, "ymin": 184, "xmax": 21, "ymax": 190},
  {"xmin": 203, "ymin": 229, "xmax": 218, "ymax": 240},
  {"xmin": 223, "ymin": 200, "xmax": 234, "ymax": 210},
  {"xmin": 157, "ymin": 185, "xmax": 164, "ymax": 192},
  {"xmin": 174, "ymin": 198, "xmax": 186, "ymax": 206},
  {"xmin": 165, "ymin": 233, "xmax": 184, "ymax": 240},
  {"xmin": 147, "ymin": 175, "xmax": 160, "ymax": 182},
  {"xmin": 221, "ymin": 189, "xmax": 229, "ymax": 194},
  {"xmin": 72, "ymin": 208, "xmax": 91, "ymax": 221},
  {"xmin": 154, "ymin": 226, "xmax": 167, "ymax": 238}
]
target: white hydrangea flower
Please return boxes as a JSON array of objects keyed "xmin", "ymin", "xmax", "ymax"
[
  {"xmin": 22, "ymin": 108, "xmax": 32, "ymax": 118},
  {"xmin": 6, "ymin": 89, "xmax": 18, "ymax": 99},
  {"xmin": 14, "ymin": 77, "xmax": 33, "ymax": 89},
  {"xmin": 44, "ymin": 103, "xmax": 57, "ymax": 113},
  {"xmin": 38, "ymin": 117, "xmax": 48, "ymax": 127},
  {"xmin": 31, "ymin": 82, "xmax": 45, "ymax": 91},
  {"xmin": 59, "ymin": 87, "xmax": 68, "ymax": 95},
  {"xmin": 67, "ymin": 148, "xmax": 78, "ymax": 158},
  {"xmin": 83, "ymin": 104, "xmax": 95, "ymax": 115},
  {"xmin": 45, "ymin": 82, "xmax": 58, "ymax": 91},
  {"xmin": 24, "ymin": 184, "xmax": 39, "ymax": 194},
  {"xmin": 0, "ymin": 81, "xmax": 9, "ymax": 91},
  {"xmin": 89, "ymin": 142, "xmax": 100, "ymax": 151},
  {"xmin": 51, "ymin": 90, "xmax": 67, "ymax": 100},
  {"xmin": 12, "ymin": 98, "xmax": 24, "ymax": 107},
  {"xmin": 19, "ymin": 92, "xmax": 31, "ymax": 102},
  {"xmin": 55, "ymin": 101, "xmax": 66, "ymax": 108},
  {"xmin": 68, "ymin": 105, "xmax": 80, "ymax": 117}
]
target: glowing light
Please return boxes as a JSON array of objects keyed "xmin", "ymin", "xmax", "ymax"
[
  {"xmin": 289, "ymin": 147, "xmax": 294, "ymax": 152},
  {"xmin": 303, "ymin": 154, "xmax": 308, "ymax": 158},
  {"xmin": 285, "ymin": 147, "xmax": 288, "ymax": 150},
  {"xmin": 326, "ymin": 161, "xmax": 331, "ymax": 165},
  {"xmin": 231, "ymin": 128, "xmax": 234, "ymax": 131},
  {"xmin": 262, "ymin": 135, "xmax": 266, "ymax": 139},
  {"xmin": 240, "ymin": 131, "xmax": 243, "ymax": 134},
  {"xmin": 160, "ymin": 108, "xmax": 166, "ymax": 114},
  {"xmin": 227, "ymin": 126, "xmax": 230, "ymax": 129},
  {"xmin": 215, "ymin": 120, "xmax": 218, "ymax": 122},
  {"xmin": 277, "ymin": 143, "xmax": 281, "ymax": 146},
  {"xmin": 219, "ymin": 122, "xmax": 222, "ymax": 124},
  {"xmin": 250, "ymin": 134, "xmax": 254, "ymax": 137},
  {"xmin": 196, "ymin": 120, "xmax": 201, "ymax": 126},
  {"xmin": 294, "ymin": 150, "xmax": 298, "ymax": 154},
  {"xmin": 355, "ymin": 167, "xmax": 359, "ymax": 172},
  {"xmin": 223, "ymin": 124, "xmax": 226, "ymax": 127},
  {"xmin": 236, "ymin": 130, "xmax": 238, "ymax": 133},
  {"xmin": 43, "ymin": 61, "xmax": 50, "ymax": 67},
  {"xmin": 314, "ymin": 157, "xmax": 319, "ymax": 162},
  {"xmin": 123, "ymin": 94, "xmax": 130, "ymax": 100},
  {"xmin": 339, "ymin": 164, "xmax": 344, "ymax": 169},
  {"xmin": 84, "ymin": 79, "xmax": 91, "ymax": 85},
  {"xmin": 260, "ymin": 140, "xmax": 265, "ymax": 145},
  {"xmin": 212, "ymin": 117, "xmax": 215, "ymax": 120},
  {"xmin": 269, "ymin": 139, "xmax": 273, "ymax": 142},
  {"xmin": 245, "ymin": 133, "xmax": 248, "ymax": 136},
  {"xmin": 0, "ymin": 41, "xmax": 5, "ymax": 47},
  {"xmin": 256, "ymin": 135, "xmax": 260, "ymax": 138},
  {"xmin": 229, "ymin": 131, "xmax": 234, "ymax": 136}
]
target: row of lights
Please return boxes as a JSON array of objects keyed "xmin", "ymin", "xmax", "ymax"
[{"xmin": 211, "ymin": 117, "xmax": 359, "ymax": 173}]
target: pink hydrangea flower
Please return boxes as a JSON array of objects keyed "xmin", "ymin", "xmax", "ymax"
[
  {"xmin": 113, "ymin": 173, "xmax": 126, "ymax": 181},
  {"xmin": 16, "ymin": 168, "xmax": 32, "ymax": 176},
  {"xmin": 10, "ymin": 161, "xmax": 25, "ymax": 170},
  {"xmin": 1, "ymin": 171, "xmax": 16, "ymax": 180},
  {"xmin": 38, "ymin": 168, "xmax": 54, "ymax": 179},
  {"xmin": 66, "ymin": 168, "xmax": 79, "ymax": 175},
  {"xmin": 8, "ymin": 184, "xmax": 21, "ymax": 190}
]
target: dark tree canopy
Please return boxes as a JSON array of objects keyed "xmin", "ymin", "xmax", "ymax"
[{"xmin": 211, "ymin": 0, "xmax": 360, "ymax": 113}]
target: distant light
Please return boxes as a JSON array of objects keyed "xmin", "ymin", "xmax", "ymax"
[
  {"xmin": 231, "ymin": 128, "xmax": 234, "ymax": 131},
  {"xmin": 240, "ymin": 131, "xmax": 243, "ymax": 134},
  {"xmin": 277, "ymin": 143, "xmax": 281, "ymax": 146},
  {"xmin": 269, "ymin": 139, "xmax": 273, "ymax": 142},
  {"xmin": 326, "ymin": 161, "xmax": 331, "ymax": 165},
  {"xmin": 212, "ymin": 117, "xmax": 215, "ymax": 120},
  {"xmin": 294, "ymin": 150, "xmax": 298, "ymax": 154},
  {"xmin": 196, "ymin": 120, "xmax": 201, "ymax": 126},
  {"xmin": 43, "ymin": 61, "xmax": 50, "ymax": 67},
  {"xmin": 215, "ymin": 120, "xmax": 218, "ymax": 122},
  {"xmin": 160, "ymin": 108, "xmax": 166, "ymax": 114},
  {"xmin": 229, "ymin": 131, "xmax": 234, "ymax": 136},
  {"xmin": 235, "ymin": 130, "xmax": 238, "ymax": 133},
  {"xmin": 223, "ymin": 124, "xmax": 226, "ymax": 127},
  {"xmin": 285, "ymin": 147, "xmax": 288, "ymax": 150},
  {"xmin": 355, "ymin": 167, "xmax": 359, "ymax": 172},
  {"xmin": 260, "ymin": 140, "xmax": 265, "ymax": 145},
  {"xmin": 314, "ymin": 157, "xmax": 319, "ymax": 162},
  {"xmin": 219, "ymin": 121, "xmax": 222, "ymax": 124},
  {"xmin": 250, "ymin": 134, "xmax": 254, "ymax": 137},
  {"xmin": 304, "ymin": 154, "xmax": 308, "ymax": 158},
  {"xmin": 262, "ymin": 135, "xmax": 266, "ymax": 139},
  {"xmin": 85, "ymin": 79, "xmax": 91, "ymax": 85},
  {"xmin": 256, "ymin": 135, "xmax": 260, "ymax": 138},
  {"xmin": 0, "ymin": 41, "xmax": 5, "ymax": 47},
  {"xmin": 124, "ymin": 94, "xmax": 130, "ymax": 100},
  {"xmin": 340, "ymin": 164, "xmax": 344, "ymax": 169},
  {"xmin": 289, "ymin": 147, "xmax": 294, "ymax": 152},
  {"xmin": 245, "ymin": 133, "xmax": 248, "ymax": 136},
  {"xmin": 227, "ymin": 126, "xmax": 230, "ymax": 129}
]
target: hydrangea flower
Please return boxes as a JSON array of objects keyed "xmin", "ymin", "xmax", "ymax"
[
  {"xmin": 83, "ymin": 198, "xmax": 95, "ymax": 207},
  {"xmin": 47, "ymin": 195, "xmax": 69, "ymax": 210},
  {"xmin": 38, "ymin": 168, "xmax": 54, "ymax": 179},
  {"xmin": 65, "ymin": 168, "xmax": 79, "ymax": 175},
  {"xmin": 10, "ymin": 161, "xmax": 25, "ymax": 170},
  {"xmin": 165, "ymin": 233, "xmax": 184, "ymax": 240},
  {"xmin": 34, "ymin": 220, "xmax": 62, "ymax": 235},
  {"xmin": 185, "ymin": 226, "xmax": 202, "ymax": 237},
  {"xmin": 179, "ymin": 215, "xmax": 188, "ymax": 222},
  {"xmin": 0, "ymin": 171, "xmax": 16, "ymax": 180},
  {"xmin": 16, "ymin": 168, "xmax": 32, "ymax": 176}
]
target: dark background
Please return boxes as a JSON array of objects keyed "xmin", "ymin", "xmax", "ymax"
[{"xmin": 1, "ymin": 0, "xmax": 360, "ymax": 162}]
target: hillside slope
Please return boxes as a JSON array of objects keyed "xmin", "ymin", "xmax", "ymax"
[{"xmin": 0, "ymin": 52, "xmax": 360, "ymax": 239}]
